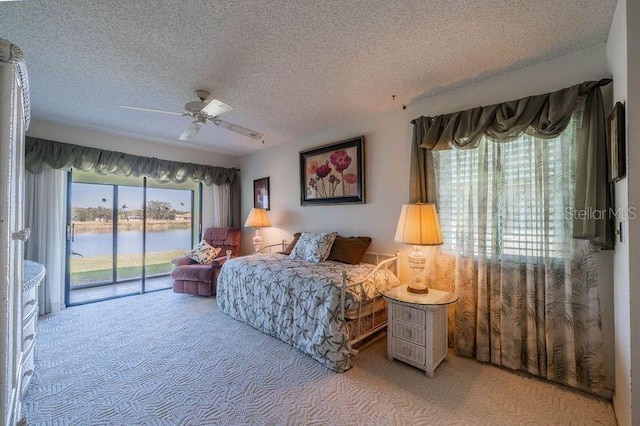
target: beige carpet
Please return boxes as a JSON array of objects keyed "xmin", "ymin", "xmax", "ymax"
[{"xmin": 23, "ymin": 290, "xmax": 616, "ymax": 425}]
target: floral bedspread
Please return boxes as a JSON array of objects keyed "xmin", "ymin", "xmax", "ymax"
[{"xmin": 216, "ymin": 254, "xmax": 398, "ymax": 372}]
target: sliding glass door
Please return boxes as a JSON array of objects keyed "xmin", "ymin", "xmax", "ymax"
[
  {"xmin": 144, "ymin": 187, "xmax": 194, "ymax": 291},
  {"xmin": 68, "ymin": 183, "xmax": 115, "ymax": 292},
  {"xmin": 116, "ymin": 185, "xmax": 145, "ymax": 293},
  {"xmin": 66, "ymin": 170, "xmax": 201, "ymax": 305}
]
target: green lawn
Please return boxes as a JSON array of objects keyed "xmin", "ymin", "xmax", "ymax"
[{"xmin": 70, "ymin": 250, "xmax": 184, "ymax": 286}]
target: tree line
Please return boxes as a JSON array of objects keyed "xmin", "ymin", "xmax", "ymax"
[{"xmin": 72, "ymin": 201, "xmax": 189, "ymax": 221}]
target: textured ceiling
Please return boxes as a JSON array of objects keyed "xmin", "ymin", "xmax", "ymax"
[{"xmin": 0, "ymin": 0, "xmax": 617, "ymax": 156}]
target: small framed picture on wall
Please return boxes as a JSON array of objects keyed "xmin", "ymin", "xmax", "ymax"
[
  {"xmin": 609, "ymin": 102, "xmax": 626, "ymax": 182},
  {"xmin": 254, "ymin": 177, "xmax": 270, "ymax": 210}
]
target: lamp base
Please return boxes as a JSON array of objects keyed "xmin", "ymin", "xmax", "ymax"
[
  {"xmin": 407, "ymin": 284, "xmax": 430, "ymax": 294},
  {"xmin": 407, "ymin": 246, "xmax": 428, "ymax": 294},
  {"xmin": 252, "ymin": 228, "xmax": 263, "ymax": 253}
]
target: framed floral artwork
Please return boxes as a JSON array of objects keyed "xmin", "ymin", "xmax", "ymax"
[
  {"xmin": 254, "ymin": 177, "xmax": 270, "ymax": 210},
  {"xmin": 300, "ymin": 136, "xmax": 365, "ymax": 206}
]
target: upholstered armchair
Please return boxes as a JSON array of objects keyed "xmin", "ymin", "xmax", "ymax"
[{"xmin": 171, "ymin": 227, "xmax": 241, "ymax": 296}]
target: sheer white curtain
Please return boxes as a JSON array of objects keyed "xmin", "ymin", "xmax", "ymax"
[
  {"xmin": 432, "ymin": 115, "xmax": 606, "ymax": 394},
  {"xmin": 211, "ymin": 183, "xmax": 231, "ymax": 227},
  {"xmin": 25, "ymin": 168, "xmax": 67, "ymax": 314}
]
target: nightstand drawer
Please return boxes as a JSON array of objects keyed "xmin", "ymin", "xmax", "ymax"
[
  {"xmin": 22, "ymin": 310, "xmax": 36, "ymax": 351},
  {"xmin": 392, "ymin": 304, "xmax": 425, "ymax": 327},
  {"xmin": 392, "ymin": 337, "xmax": 425, "ymax": 365},
  {"xmin": 23, "ymin": 285, "xmax": 37, "ymax": 318},
  {"xmin": 21, "ymin": 344, "xmax": 35, "ymax": 398},
  {"xmin": 392, "ymin": 321, "xmax": 426, "ymax": 346}
]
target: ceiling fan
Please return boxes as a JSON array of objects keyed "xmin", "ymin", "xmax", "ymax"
[{"xmin": 120, "ymin": 90, "xmax": 264, "ymax": 142}]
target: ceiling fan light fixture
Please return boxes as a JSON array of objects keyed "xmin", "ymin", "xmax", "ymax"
[
  {"xmin": 121, "ymin": 88, "xmax": 262, "ymax": 142},
  {"xmin": 202, "ymin": 98, "xmax": 234, "ymax": 117},
  {"xmin": 178, "ymin": 120, "xmax": 204, "ymax": 141}
]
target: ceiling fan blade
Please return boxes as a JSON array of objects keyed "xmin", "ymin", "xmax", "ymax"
[
  {"xmin": 119, "ymin": 105, "xmax": 183, "ymax": 116},
  {"xmin": 178, "ymin": 121, "xmax": 204, "ymax": 141},
  {"xmin": 210, "ymin": 118, "xmax": 263, "ymax": 140},
  {"xmin": 201, "ymin": 98, "xmax": 234, "ymax": 117}
]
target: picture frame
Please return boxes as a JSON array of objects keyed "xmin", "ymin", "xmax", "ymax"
[
  {"xmin": 609, "ymin": 102, "xmax": 626, "ymax": 182},
  {"xmin": 300, "ymin": 136, "xmax": 365, "ymax": 206},
  {"xmin": 253, "ymin": 177, "xmax": 270, "ymax": 210}
]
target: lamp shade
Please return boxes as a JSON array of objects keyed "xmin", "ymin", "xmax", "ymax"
[
  {"xmin": 394, "ymin": 203, "xmax": 443, "ymax": 246},
  {"xmin": 244, "ymin": 208, "xmax": 271, "ymax": 228}
]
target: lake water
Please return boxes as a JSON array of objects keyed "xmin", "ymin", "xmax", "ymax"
[{"xmin": 72, "ymin": 228, "xmax": 192, "ymax": 257}]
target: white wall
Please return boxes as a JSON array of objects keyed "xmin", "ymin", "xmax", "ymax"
[
  {"xmin": 26, "ymin": 119, "xmax": 239, "ymax": 230},
  {"xmin": 627, "ymin": 0, "xmax": 640, "ymax": 421},
  {"xmin": 240, "ymin": 44, "xmax": 610, "ymax": 252},
  {"xmin": 239, "ymin": 44, "xmax": 615, "ymax": 387},
  {"xmin": 240, "ymin": 106, "xmax": 411, "ymax": 258},
  {"xmin": 607, "ymin": 0, "xmax": 630, "ymax": 423},
  {"xmin": 606, "ymin": 0, "xmax": 640, "ymax": 423}
]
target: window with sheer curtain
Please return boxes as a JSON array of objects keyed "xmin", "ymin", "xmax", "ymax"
[
  {"xmin": 410, "ymin": 81, "xmax": 611, "ymax": 395},
  {"xmin": 429, "ymin": 112, "xmax": 606, "ymax": 394},
  {"xmin": 433, "ymin": 115, "xmax": 578, "ymax": 260}
]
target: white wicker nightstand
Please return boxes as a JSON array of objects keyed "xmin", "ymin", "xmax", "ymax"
[{"xmin": 383, "ymin": 285, "xmax": 458, "ymax": 377}]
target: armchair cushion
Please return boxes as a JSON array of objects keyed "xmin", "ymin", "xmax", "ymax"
[
  {"xmin": 171, "ymin": 263, "xmax": 213, "ymax": 282},
  {"xmin": 171, "ymin": 256, "xmax": 196, "ymax": 267},
  {"xmin": 210, "ymin": 255, "xmax": 229, "ymax": 268},
  {"xmin": 172, "ymin": 227, "xmax": 241, "ymax": 297}
]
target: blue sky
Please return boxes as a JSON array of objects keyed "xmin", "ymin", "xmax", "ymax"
[{"xmin": 72, "ymin": 183, "xmax": 191, "ymax": 211}]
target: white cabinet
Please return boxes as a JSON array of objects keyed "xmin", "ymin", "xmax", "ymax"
[
  {"xmin": 383, "ymin": 286, "xmax": 457, "ymax": 377},
  {"xmin": 0, "ymin": 40, "xmax": 30, "ymax": 426}
]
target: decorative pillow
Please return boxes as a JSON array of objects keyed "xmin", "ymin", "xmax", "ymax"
[
  {"xmin": 279, "ymin": 232, "xmax": 301, "ymax": 255},
  {"xmin": 186, "ymin": 240, "xmax": 221, "ymax": 265},
  {"xmin": 327, "ymin": 236, "xmax": 372, "ymax": 265},
  {"xmin": 289, "ymin": 232, "xmax": 338, "ymax": 263}
]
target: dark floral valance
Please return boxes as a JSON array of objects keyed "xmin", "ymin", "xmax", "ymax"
[
  {"xmin": 410, "ymin": 79, "xmax": 614, "ymax": 249},
  {"xmin": 25, "ymin": 137, "xmax": 239, "ymax": 187}
]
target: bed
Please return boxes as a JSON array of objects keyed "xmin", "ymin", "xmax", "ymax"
[{"xmin": 216, "ymin": 244, "xmax": 399, "ymax": 372}]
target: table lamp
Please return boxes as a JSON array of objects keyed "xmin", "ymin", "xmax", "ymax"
[
  {"xmin": 394, "ymin": 203, "xmax": 443, "ymax": 294},
  {"xmin": 244, "ymin": 207, "xmax": 271, "ymax": 252}
]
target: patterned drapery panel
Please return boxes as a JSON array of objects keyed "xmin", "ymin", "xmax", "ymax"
[{"xmin": 429, "ymin": 114, "xmax": 606, "ymax": 394}]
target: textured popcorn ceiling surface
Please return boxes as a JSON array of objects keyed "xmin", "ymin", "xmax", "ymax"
[{"xmin": 0, "ymin": 0, "xmax": 616, "ymax": 156}]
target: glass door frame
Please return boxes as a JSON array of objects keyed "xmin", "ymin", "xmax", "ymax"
[
  {"xmin": 65, "ymin": 170, "xmax": 202, "ymax": 306},
  {"xmin": 141, "ymin": 177, "xmax": 147, "ymax": 293}
]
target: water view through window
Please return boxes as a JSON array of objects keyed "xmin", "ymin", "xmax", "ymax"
[{"xmin": 67, "ymin": 173, "xmax": 200, "ymax": 305}]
